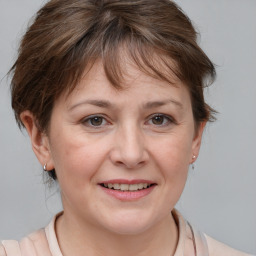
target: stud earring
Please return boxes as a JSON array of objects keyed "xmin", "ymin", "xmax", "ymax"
[
  {"xmin": 43, "ymin": 163, "xmax": 47, "ymax": 171},
  {"xmin": 192, "ymin": 155, "xmax": 196, "ymax": 170}
]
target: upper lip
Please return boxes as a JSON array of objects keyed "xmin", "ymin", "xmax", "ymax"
[{"xmin": 98, "ymin": 179, "xmax": 156, "ymax": 185}]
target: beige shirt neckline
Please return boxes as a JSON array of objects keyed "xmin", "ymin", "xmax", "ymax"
[{"xmin": 44, "ymin": 210, "xmax": 186, "ymax": 256}]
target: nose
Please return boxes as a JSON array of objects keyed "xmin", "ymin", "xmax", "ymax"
[{"xmin": 109, "ymin": 125, "xmax": 149, "ymax": 169}]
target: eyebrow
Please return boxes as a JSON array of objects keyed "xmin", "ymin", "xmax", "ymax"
[
  {"xmin": 68, "ymin": 99, "xmax": 183, "ymax": 111},
  {"xmin": 143, "ymin": 100, "xmax": 183, "ymax": 109},
  {"xmin": 69, "ymin": 100, "xmax": 112, "ymax": 111}
]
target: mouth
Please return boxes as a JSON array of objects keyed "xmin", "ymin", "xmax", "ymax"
[
  {"xmin": 98, "ymin": 180, "xmax": 156, "ymax": 201},
  {"xmin": 99, "ymin": 183, "xmax": 155, "ymax": 192}
]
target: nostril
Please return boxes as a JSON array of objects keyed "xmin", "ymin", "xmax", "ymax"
[
  {"xmin": 115, "ymin": 159, "xmax": 146, "ymax": 169},
  {"xmin": 109, "ymin": 140, "xmax": 149, "ymax": 168}
]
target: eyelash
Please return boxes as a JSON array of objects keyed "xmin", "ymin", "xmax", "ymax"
[{"xmin": 81, "ymin": 114, "xmax": 176, "ymax": 128}]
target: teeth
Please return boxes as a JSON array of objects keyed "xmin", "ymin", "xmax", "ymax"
[
  {"xmin": 120, "ymin": 184, "xmax": 129, "ymax": 190},
  {"xmin": 113, "ymin": 184, "xmax": 120, "ymax": 190},
  {"xmin": 138, "ymin": 183, "xmax": 144, "ymax": 190},
  {"xmin": 129, "ymin": 184, "xmax": 138, "ymax": 191},
  {"xmin": 103, "ymin": 183, "xmax": 152, "ymax": 191},
  {"xmin": 107, "ymin": 183, "xmax": 113, "ymax": 189}
]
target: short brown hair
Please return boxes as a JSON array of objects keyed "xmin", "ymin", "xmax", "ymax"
[{"xmin": 10, "ymin": 0, "xmax": 216, "ymax": 179}]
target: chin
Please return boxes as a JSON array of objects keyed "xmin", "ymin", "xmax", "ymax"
[{"xmin": 98, "ymin": 209, "xmax": 161, "ymax": 235}]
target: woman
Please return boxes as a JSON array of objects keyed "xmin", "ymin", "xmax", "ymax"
[{"xmin": 0, "ymin": 0, "xmax": 254, "ymax": 255}]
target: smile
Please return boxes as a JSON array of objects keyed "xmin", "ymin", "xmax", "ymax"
[
  {"xmin": 98, "ymin": 180, "xmax": 156, "ymax": 200},
  {"xmin": 101, "ymin": 183, "xmax": 153, "ymax": 191}
]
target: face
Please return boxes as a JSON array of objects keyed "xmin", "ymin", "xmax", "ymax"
[{"xmin": 28, "ymin": 61, "xmax": 204, "ymax": 235}]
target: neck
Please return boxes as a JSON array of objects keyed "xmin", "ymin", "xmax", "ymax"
[{"xmin": 55, "ymin": 210, "xmax": 178, "ymax": 256}]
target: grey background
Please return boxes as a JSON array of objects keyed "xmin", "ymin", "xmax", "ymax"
[{"xmin": 0, "ymin": 0, "xmax": 255, "ymax": 254}]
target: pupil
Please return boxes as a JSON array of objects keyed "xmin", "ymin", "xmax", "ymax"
[
  {"xmin": 91, "ymin": 117, "xmax": 103, "ymax": 126},
  {"xmin": 153, "ymin": 116, "xmax": 163, "ymax": 125}
]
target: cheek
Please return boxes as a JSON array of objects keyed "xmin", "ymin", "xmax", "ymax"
[
  {"xmin": 49, "ymin": 131, "xmax": 108, "ymax": 184},
  {"xmin": 152, "ymin": 132, "xmax": 193, "ymax": 188},
  {"xmin": 156, "ymin": 133, "xmax": 193, "ymax": 168},
  {"xmin": 158, "ymin": 141, "xmax": 191, "ymax": 206}
]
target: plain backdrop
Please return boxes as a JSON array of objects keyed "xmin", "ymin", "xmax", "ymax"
[{"xmin": 0, "ymin": 0, "xmax": 255, "ymax": 254}]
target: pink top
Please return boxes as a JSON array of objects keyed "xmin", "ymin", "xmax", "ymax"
[{"xmin": 0, "ymin": 210, "xmax": 253, "ymax": 256}]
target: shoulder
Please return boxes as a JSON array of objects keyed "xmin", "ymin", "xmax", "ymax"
[
  {"xmin": 0, "ymin": 229, "xmax": 52, "ymax": 256},
  {"xmin": 206, "ymin": 234, "xmax": 253, "ymax": 256},
  {"xmin": 0, "ymin": 240, "xmax": 21, "ymax": 256},
  {"xmin": 0, "ymin": 244, "xmax": 5, "ymax": 256},
  {"xmin": 173, "ymin": 209, "xmax": 254, "ymax": 256}
]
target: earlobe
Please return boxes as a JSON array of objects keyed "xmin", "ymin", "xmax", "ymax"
[
  {"xmin": 20, "ymin": 111, "xmax": 54, "ymax": 170},
  {"xmin": 190, "ymin": 121, "xmax": 206, "ymax": 164}
]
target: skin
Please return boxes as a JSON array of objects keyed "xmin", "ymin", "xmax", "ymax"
[{"xmin": 21, "ymin": 60, "xmax": 205, "ymax": 256}]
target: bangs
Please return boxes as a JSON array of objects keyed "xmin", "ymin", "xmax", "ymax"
[
  {"xmin": 101, "ymin": 37, "xmax": 182, "ymax": 89},
  {"xmin": 64, "ymin": 25, "xmax": 183, "ymax": 97}
]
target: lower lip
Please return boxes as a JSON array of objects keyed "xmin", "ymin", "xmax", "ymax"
[{"xmin": 99, "ymin": 185, "xmax": 156, "ymax": 201}]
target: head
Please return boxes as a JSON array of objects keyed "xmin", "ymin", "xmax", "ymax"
[{"xmin": 10, "ymin": 0, "xmax": 215, "ymax": 233}]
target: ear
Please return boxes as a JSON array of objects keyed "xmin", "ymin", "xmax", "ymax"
[
  {"xmin": 190, "ymin": 121, "xmax": 206, "ymax": 164},
  {"xmin": 20, "ymin": 110, "xmax": 54, "ymax": 170}
]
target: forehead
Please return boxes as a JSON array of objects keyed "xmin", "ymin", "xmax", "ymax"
[
  {"xmin": 58, "ymin": 43, "xmax": 187, "ymax": 105},
  {"xmin": 61, "ymin": 60, "xmax": 191, "ymax": 111},
  {"xmin": 67, "ymin": 48, "xmax": 183, "ymax": 93}
]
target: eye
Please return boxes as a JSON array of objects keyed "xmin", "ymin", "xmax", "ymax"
[
  {"xmin": 147, "ymin": 114, "xmax": 174, "ymax": 126},
  {"xmin": 151, "ymin": 115, "xmax": 166, "ymax": 125},
  {"xmin": 82, "ymin": 115, "xmax": 108, "ymax": 127}
]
